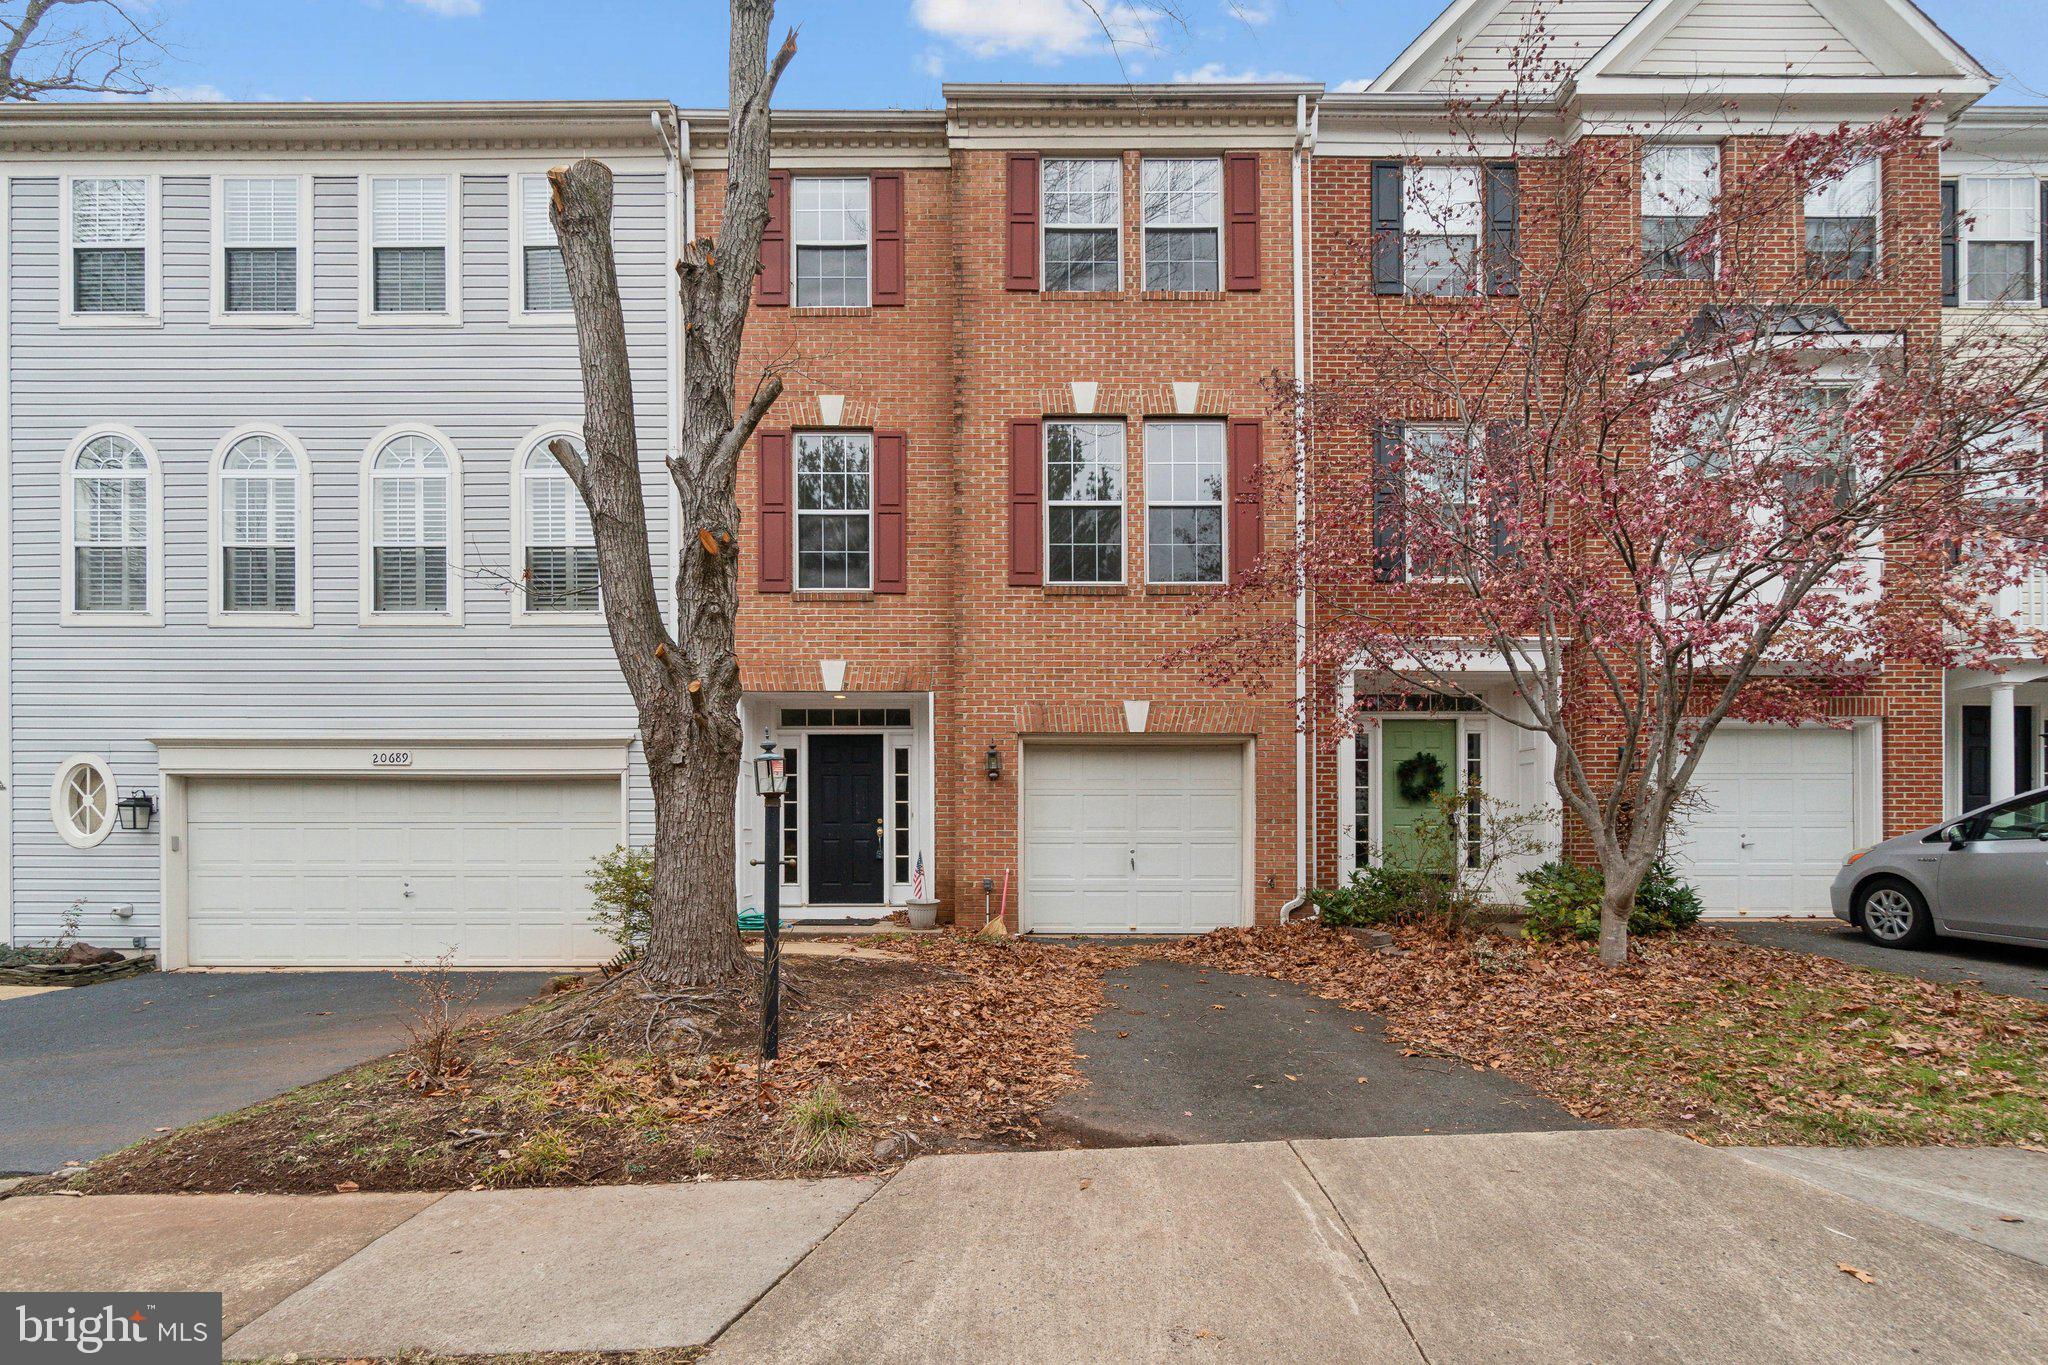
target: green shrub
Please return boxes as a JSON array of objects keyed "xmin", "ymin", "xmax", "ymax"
[
  {"xmin": 1518, "ymin": 858, "xmax": 1704, "ymax": 942},
  {"xmin": 588, "ymin": 845, "xmax": 654, "ymax": 951},
  {"xmin": 1309, "ymin": 865, "xmax": 1449, "ymax": 928}
]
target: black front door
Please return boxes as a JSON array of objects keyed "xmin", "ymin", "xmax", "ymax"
[
  {"xmin": 1963, "ymin": 705, "xmax": 2038, "ymax": 814},
  {"xmin": 807, "ymin": 734, "xmax": 885, "ymax": 904}
]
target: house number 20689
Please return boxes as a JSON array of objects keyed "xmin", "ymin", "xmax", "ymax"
[{"xmin": 370, "ymin": 751, "xmax": 413, "ymax": 768}]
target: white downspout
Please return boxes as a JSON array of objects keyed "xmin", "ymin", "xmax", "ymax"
[{"xmin": 1281, "ymin": 93, "xmax": 1316, "ymax": 919}]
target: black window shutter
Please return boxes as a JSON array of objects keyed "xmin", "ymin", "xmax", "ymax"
[
  {"xmin": 1940, "ymin": 180, "xmax": 1958, "ymax": 307},
  {"xmin": 1373, "ymin": 422, "xmax": 1406, "ymax": 581},
  {"xmin": 1484, "ymin": 162, "xmax": 1520, "ymax": 296},
  {"xmin": 1485, "ymin": 422, "xmax": 1518, "ymax": 562},
  {"xmin": 1371, "ymin": 161, "xmax": 1404, "ymax": 296}
]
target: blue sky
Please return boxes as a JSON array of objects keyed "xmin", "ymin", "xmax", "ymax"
[{"xmin": 133, "ymin": 0, "xmax": 2046, "ymax": 107}]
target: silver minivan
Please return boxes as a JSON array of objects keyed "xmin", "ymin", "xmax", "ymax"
[{"xmin": 1831, "ymin": 788, "xmax": 2048, "ymax": 948}]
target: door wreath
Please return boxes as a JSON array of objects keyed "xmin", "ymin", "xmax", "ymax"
[{"xmin": 1395, "ymin": 751, "xmax": 1447, "ymax": 804}]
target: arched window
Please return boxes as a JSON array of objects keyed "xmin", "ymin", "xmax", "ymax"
[
  {"xmin": 366, "ymin": 431, "xmax": 456, "ymax": 617},
  {"xmin": 65, "ymin": 430, "xmax": 157, "ymax": 621},
  {"xmin": 519, "ymin": 435, "xmax": 598, "ymax": 614},
  {"xmin": 217, "ymin": 431, "xmax": 306, "ymax": 617}
]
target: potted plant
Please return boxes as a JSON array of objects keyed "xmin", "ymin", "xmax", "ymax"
[{"xmin": 905, "ymin": 854, "xmax": 939, "ymax": 930}]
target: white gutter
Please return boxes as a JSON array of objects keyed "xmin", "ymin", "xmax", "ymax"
[{"xmin": 1281, "ymin": 92, "xmax": 1317, "ymax": 919}]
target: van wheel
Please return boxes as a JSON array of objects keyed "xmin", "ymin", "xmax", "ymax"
[{"xmin": 1857, "ymin": 878, "xmax": 1933, "ymax": 948}]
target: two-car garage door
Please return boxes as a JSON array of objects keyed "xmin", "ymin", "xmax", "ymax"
[
  {"xmin": 184, "ymin": 777, "xmax": 622, "ymax": 966},
  {"xmin": 1021, "ymin": 742, "xmax": 1247, "ymax": 934}
]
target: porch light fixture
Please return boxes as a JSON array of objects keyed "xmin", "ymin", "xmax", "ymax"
[
  {"xmin": 985, "ymin": 742, "xmax": 1001, "ymax": 781},
  {"xmin": 116, "ymin": 789, "xmax": 157, "ymax": 833},
  {"xmin": 752, "ymin": 736, "xmax": 789, "ymax": 797}
]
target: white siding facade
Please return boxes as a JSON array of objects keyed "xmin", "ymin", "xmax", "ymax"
[{"xmin": 3, "ymin": 126, "xmax": 674, "ymax": 949}]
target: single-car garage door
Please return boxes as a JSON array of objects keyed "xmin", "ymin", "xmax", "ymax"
[
  {"xmin": 1021, "ymin": 742, "xmax": 1246, "ymax": 934},
  {"xmin": 1668, "ymin": 727, "xmax": 1860, "ymax": 918},
  {"xmin": 185, "ymin": 777, "xmax": 623, "ymax": 966}
]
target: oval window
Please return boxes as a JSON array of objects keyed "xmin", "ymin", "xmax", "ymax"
[{"xmin": 52, "ymin": 755, "xmax": 116, "ymax": 849}]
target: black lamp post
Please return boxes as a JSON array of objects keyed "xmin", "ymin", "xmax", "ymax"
[{"xmin": 751, "ymin": 735, "xmax": 789, "ymax": 1060}]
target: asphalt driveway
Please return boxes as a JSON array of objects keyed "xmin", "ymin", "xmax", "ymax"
[
  {"xmin": 0, "ymin": 970, "xmax": 552, "ymax": 1175},
  {"xmin": 1731, "ymin": 919, "xmax": 2048, "ymax": 1004},
  {"xmin": 1046, "ymin": 960, "xmax": 1589, "ymax": 1145}
]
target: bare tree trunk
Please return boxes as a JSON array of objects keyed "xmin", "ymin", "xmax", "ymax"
[
  {"xmin": 547, "ymin": 2, "xmax": 795, "ymax": 990},
  {"xmin": 1596, "ymin": 881, "xmax": 1633, "ymax": 967}
]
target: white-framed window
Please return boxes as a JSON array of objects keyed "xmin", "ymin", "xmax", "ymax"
[
  {"xmin": 1042, "ymin": 158, "xmax": 1121, "ymax": 292},
  {"xmin": 1143, "ymin": 419, "xmax": 1225, "ymax": 584},
  {"xmin": 1642, "ymin": 144, "xmax": 1720, "ymax": 281},
  {"xmin": 1402, "ymin": 423, "xmax": 1475, "ymax": 580},
  {"xmin": 62, "ymin": 427, "xmax": 160, "ymax": 625},
  {"xmin": 1462, "ymin": 729, "xmax": 1483, "ymax": 869},
  {"xmin": 361, "ymin": 174, "xmax": 458, "ymax": 322},
  {"xmin": 1804, "ymin": 158, "xmax": 1880, "ymax": 281},
  {"xmin": 212, "ymin": 427, "xmax": 311, "ymax": 625},
  {"xmin": 1783, "ymin": 385, "xmax": 1857, "ymax": 509},
  {"xmin": 361, "ymin": 427, "xmax": 461, "ymax": 622},
  {"xmin": 215, "ymin": 175, "xmax": 311, "ymax": 321},
  {"xmin": 1141, "ymin": 157, "xmax": 1221, "ymax": 292},
  {"xmin": 1962, "ymin": 422, "xmax": 2047, "ymax": 504},
  {"xmin": 794, "ymin": 430, "xmax": 873, "ymax": 590},
  {"xmin": 514, "ymin": 173, "xmax": 571, "ymax": 318},
  {"xmin": 63, "ymin": 174, "xmax": 158, "ymax": 322},
  {"xmin": 792, "ymin": 177, "xmax": 870, "ymax": 308},
  {"xmin": 517, "ymin": 431, "xmax": 599, "ymax": 616},
  {"xmin": 1046, "ymin": 419, "xmax": 1126, "ymax": 585},
  {"xmin": 1403, "ymin": 164, "xmax": 1481, "ymax": 296},
  {"xmin": 51, "ymin": 755, "xmax": 117, "ymax": 850},
  {"xmin": 1960, "ymin": 176, "xmax": 2039, "ymax": 306}
]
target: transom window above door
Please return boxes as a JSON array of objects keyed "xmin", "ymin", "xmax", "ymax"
[
  {"xmin": 1046, "ymin": 419, "xmax": 1126, "ymax": 585},
  {"xmin": 367, "ymin": 432, "xmax": 455, "ymax": 616},
  {"xmin": 1042, "ymin": 158, "xmax": 1121, "ymax": 292},
  {"xmin": 218, "ymin": 432, "xmax": 305, "ymax": 617},
  {"xmin": 795, "ymin": 431, "xmax": 873, "ymax": 590},
  {"xmin": 792, "ymin": 177, "xmax": 871, "ymax": 308}
]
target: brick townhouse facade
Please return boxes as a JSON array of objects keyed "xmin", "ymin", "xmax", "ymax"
[{"xmin": 2, "ymin": 0, "xmax": 2045, "ymax": 963}]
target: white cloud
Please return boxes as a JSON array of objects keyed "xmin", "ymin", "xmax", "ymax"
[
  {"xmin": 912, "ymin": 0, "xmax": 1157, "ymax": 61},
  {"xmin": 1225, "ymin": 0, "xmax": 1278, "ymax": 25},
  {"xmin": 403, "ymin": 0, "xmax": 483, "ymax": 16},
  {"xmin": 917, "ymin": 46, "xmax": 947, "ymax": 80},
  {"xmin": 1173, "ymin": 61, "xmax": 1308, "ymax": 83},
  {"xmin": 145, "ymin": 83, "xmax": 231, "ymax": 102},
  {"xmin": 1334, "ymin": 77, "xmax": 1375, "ymax": 92}
]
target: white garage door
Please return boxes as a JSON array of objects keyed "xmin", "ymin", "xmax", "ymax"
[
  {"xmin": 185, "ymin": 777, "xmax": 623, "ymax": 966},
  {"xmin": 1669, "ymin": 727, "xmax": 1860, "ymax": 918},
  {"xmin": 1021, "ymin": 743, "xmax": 1245, "ymax": 934}
]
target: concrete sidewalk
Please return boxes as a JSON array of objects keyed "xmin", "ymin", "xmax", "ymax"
[{"xmin": 4, "ymin": 1132, "xmax": 2047, "ymax": 1360}]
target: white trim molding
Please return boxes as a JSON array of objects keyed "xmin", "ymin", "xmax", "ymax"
[
  {"xmin": 208, "ymin": 170, "xmax": 315, "ymax": 328},
  {"xmin": 58, "ymin": 169, "xmax": 162, "ymax": 328},
  {"xmin": 511, "ymin": 422, "xmax": 603, "ymax": 625},
  {"xmin": 51, "ymin": 753, "xmax": 118, "ymax": 850},
  {"xmin": 356, "ymin": 169, "xmax": 463, "ymax": 328}
]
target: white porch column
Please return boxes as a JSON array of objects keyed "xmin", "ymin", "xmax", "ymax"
[{"xmin": 1989, "ymin": 681, "xmax": 2019, "ymax": 804}]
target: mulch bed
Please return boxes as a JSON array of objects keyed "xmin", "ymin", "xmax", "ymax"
[{"xmin": 25, "ymin": 923, "xmax": 2048, "ymax": 1198}]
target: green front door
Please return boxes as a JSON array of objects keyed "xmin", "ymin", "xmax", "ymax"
[{"xmin": 1381, "ymin": 720, "xmax": 1458, "ymax": 873}]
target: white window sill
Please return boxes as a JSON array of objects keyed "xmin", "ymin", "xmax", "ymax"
[
  {"xmin": 59, "ymin": 611, "xmax": 163, "ymax": 628},
  {"xmin": 58, "ymin": 313, "xmax": 162, "ymax": 331},
  {"xmin": 209, "ymin": 312, "xmax": 314, "ymax": 330},
  {"xmin": 510, "ymin": 609, "xmax": 606, "ymax": 627},
  {"xmin": 207, "ymin": 610, "xmax": 314, "ymax": 629},
  {"xmin": 507, "ymin": 310, "xmax": 575, "ymax": 328},
  {"xmin": 357, "ymin": 312, "xmax": 464, "ymax": 329},
  {"xmin": 357, "ymin": 611, "xmax": 465, "ymax": 628}
]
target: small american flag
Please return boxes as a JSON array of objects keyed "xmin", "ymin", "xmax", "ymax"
[{"xmin": 911, "ymin": 853, "xmax": 926, "ymax": 901}]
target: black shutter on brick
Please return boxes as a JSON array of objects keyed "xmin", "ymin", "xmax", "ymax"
[
  {"xmin": 1371, "ymin": 161, "xmax": 1404, "ymax": 296},
  {"xmin": 1484, "ymin": 162, "xmax": 1520, "ymax": 296},
  {"xmin": 1940, "ymin": 179, "xmax": 1959, "ymax": 307},
  {"xmin": 1373, "ymin": 422, "xmax": 1406, "ymax": 582}
]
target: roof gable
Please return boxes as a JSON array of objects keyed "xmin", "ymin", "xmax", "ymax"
[
  {"xmin": 1372, "ymin": 0, "xmax": 1648, "ymax": 93},
  {"xmin": 1579, "ymin": 0, "xmax": 1991, "ymax": 85}
]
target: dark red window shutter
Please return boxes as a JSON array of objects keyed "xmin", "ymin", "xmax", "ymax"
[
  {"xmin": 873, "ymin": 430, "xmax": 908, "ymax": 592},
  {"xmin": 756, "ymin": 429, "xmax": 791, "ymax": 592},
  {"xmin": 1227, "ymin": 418, "xmax": 1264, "ymax": 582},
  {"xmin": 871, "ymin": 172, "xmax": 906, "ymax": 307},
  {"xmin": 1007, "ymin": 418, "xmax": 1043, "ymax": 585},
  {"xmin": 1005, "ymin": 153, "xmax": 1041, "ymax": 292},
  {"xmin": 1224, "ymin": 153, "xmax": 1261, "ymax": 292},
  {"xmin": 755, "ymin": 170, "xmax": 791, "ymax": 307}
]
